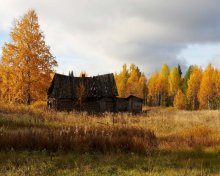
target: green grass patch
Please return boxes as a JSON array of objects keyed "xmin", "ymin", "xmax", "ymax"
[{"xmin": 0, "ymin": 149, "xmax": 219, "ymax": 176}]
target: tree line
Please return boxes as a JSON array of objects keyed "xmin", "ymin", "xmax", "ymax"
[{"xmin": 115, "ymin": 63, "xmax": 220, "ymax": 110}]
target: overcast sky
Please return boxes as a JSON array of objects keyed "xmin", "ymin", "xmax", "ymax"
[{"xmin": 1, "ymin": 0, "xmax": 220, "ymax": 76}]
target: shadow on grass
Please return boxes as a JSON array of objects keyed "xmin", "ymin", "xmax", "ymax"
[
  {"xmin": 0, "ymin": 148, "xmax": 219, "ymax": 175},
  {"xmin": 0, "ymin": 118, "xmax": 45, "ymax": 129}
]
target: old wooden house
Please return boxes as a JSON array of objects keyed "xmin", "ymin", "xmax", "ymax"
[{"xmin": 48, "ymin": 73, "xmax": 143, "ymax": 113}]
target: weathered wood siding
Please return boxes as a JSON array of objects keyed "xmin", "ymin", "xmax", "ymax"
[
  {"xmin": 56, "ymin": 99, "xmax": 74, "ymax": 111},
  {"xmin": 83, "ymin": 100, "xmax": 100, "ymax": 112},
  {"xmin": 116, "ymin": 98, "xmax": 128, "ymax": 112},
  {"xmin": 128, "ymin": 97, "xmax": 143, "ymax": 113},
  {"xmin": 99, "ymin": 98, "xmax": 115, "ymax": 112},
  {"xmin": 48, "ymin": 98, "xmax": 74, "ymax": 111}
]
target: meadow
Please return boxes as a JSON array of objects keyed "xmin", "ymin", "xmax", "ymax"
[{"xmin": 0, "ymin": 103, "xmax": 219, "ymax": 176}]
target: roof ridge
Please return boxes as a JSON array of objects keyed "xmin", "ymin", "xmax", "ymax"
[{"xmin": 55, "ymin": 72, "xmax": 114, "ymax": 78}]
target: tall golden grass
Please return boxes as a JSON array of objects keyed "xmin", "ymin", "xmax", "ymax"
[
  {"xmin": 160, "ymin": 127, "xmax": 220, "ymax": 149},
  {"xmin": 0, "ymin": 102, "xmax": 219, "ymax": 153},
  {"xmin": 0, "ymin": 102, "xmax": 157, "ymax": 153},
  {"xmin": 0, "ymin": 126, "xmax": 157, "ymax": 153}
]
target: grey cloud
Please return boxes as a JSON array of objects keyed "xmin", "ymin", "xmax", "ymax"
[{"xmin": 1, "ymin": 0, "xmax": 220, "ymax": 75}]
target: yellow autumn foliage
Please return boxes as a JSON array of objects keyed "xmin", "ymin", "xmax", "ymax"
[
  {"xmin": 174, "ymin": 89, "xmax": 186, "ymax": 110},
  {"xmin": 186, "ymin": 66, "xmax": 202, "ymax": 110},
  {"xmin": 0, "ymin": 10, "xmax": 57, "ymax": 104}
]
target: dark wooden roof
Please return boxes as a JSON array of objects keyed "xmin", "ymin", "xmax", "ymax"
[
  {"xmin": 116, "ymin": 95, "xmax": 143, "ymax": 101},
  {"xmin": 48, "ymin": 73, "xmax": 118, "ymax": 99},
  {"xmin": 126, "ymin": 95, "xmax": 143, "ymax": 101}
]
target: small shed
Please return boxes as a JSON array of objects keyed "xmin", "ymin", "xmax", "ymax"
[
  {"xmin": 116, "ymin": 96, "xmax": 143, "ymax": 113},
  {"xmin": 127, "ymin": 95, "xmax": 143, "ymax": 113}
]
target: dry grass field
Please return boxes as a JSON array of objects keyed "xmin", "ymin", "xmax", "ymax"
[{"xmin": 0, "ymin": 103, "xmax": 219, "ymax": 175}]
